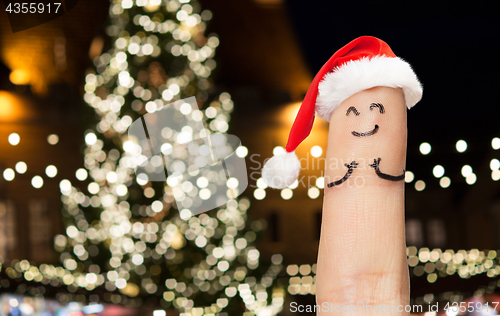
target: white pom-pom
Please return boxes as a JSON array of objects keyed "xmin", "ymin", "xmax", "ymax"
[{"xmin": 262, "ymin": 151, "xmax": 301, "ymax": 189}]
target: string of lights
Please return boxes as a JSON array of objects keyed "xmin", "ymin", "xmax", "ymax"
[
  {"xmin": 285, "ymin": 247, "xmax": 500, "ymax": 298},
  {"xmin": 251, "ymin": 138, "xmax": 500, "ymax": 200}
]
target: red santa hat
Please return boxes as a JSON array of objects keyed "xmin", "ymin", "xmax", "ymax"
[{"xmin": 262, "ymin": 36, "xmax": 423, "ymax": 189}]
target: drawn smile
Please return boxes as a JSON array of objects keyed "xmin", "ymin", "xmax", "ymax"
[{"xmin": 352, "ymin": 124, "xmax": 379, "ymax": 137}]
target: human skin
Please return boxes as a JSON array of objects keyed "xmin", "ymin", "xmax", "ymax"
[{"xmin": 316, "ymin": 86, "xmax": 409, "ymax": 315}]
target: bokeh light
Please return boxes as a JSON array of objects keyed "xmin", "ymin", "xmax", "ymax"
[
  {"xmin": 415, "ymin": 180, "xmax": 426, "ymax": 191},
  {"xmin": 15, "ymin": 161, "xmax": 27, "ymax": 174},
  {"xmin": 31, "ymin": 176, "xmax": 44, "ymax": 189},
  {"xmin": 419, "ymin": 142, "xmax": 431, "ymax": 155},
  {"xmin": 47, "ymin": 134, "xmax": 59, "ymax": 145},
  {"xmin": 8, "ymin": 133, "xmax": 20, "ymax": 145},
  {"xmin": 439, "ymin": 177, "xmax": 451, "ymax": 188},
  {"xmin": 310, "ymin": 145, "xmax": 322, "ymax": 158},
  {"xmin": 45, "ymin": 165, "xmax": 58, "ymax": 178},
  {"xmin": 492, "ymin": 137, "xmax": 500, "ymax": 150},
  {"xmin": 432, "ymin": 165, "xmax": 445, "ymax": 178},
  {"xmin": 456, "ymin": 140, "xmax": 467, "ymax": 153},
  {"xmin": 281, "ymin": 188, "xmax": 293, "ymax": 200},
  {"xmin": 3, "ymin": 168, "xmax": 15, "ymax": 181},
  {"xmin": 405, "ymin": 171, "xmax": 414, "ymax": 183},
  {"xmin": 461, "ymin": 165, "xmax": 473, "ymax": 177}
]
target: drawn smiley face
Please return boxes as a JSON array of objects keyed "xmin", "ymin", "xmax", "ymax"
[{"xmin": 346, "ymin": 102, "xmax": 385, "ymax": 137}]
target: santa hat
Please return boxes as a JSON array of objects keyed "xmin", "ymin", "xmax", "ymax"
[{"xmin": 262, "ymin": 36, "xmax": 423, "ymax": 189}]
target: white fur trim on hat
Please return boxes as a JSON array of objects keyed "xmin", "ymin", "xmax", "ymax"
[
  {"xmin": 262, "ymin": 151, "xmax": 301, "ymax": 189},
  {"xmin": 316, "ymin": 55, "xmax": 423, "ymax": 122}
]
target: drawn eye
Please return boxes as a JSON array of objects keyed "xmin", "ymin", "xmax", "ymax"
[
  {"xmin": 369, "ymin": 103, "xmax": 385, "ymax": 114},
  {"xmin": 346, "ymin": 106, "xmax": 360, "ymax": 116}
]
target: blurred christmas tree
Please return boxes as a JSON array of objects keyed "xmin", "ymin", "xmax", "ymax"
[{"xmin": 53, "ymin": 0, "xmax": 285, "ymax": 314}]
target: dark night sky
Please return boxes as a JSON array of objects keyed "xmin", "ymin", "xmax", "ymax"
[{"xmin": 286, "ymin": 0, "xmax": 500, "ymax": 180}]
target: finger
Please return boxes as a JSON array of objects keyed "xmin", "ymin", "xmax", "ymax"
[{"xmin": 316, "ymin": 86, "xmax": 410, "ymax": 314}]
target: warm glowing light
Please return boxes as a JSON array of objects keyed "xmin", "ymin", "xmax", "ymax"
[
  {"xmin": 137, "ymin": 173, "xmax": 149, "ymax": 185},
  {"xmin": 0, "ymin": 92, "xmax": 17, "ymax": 120},
  {"xmin": 415, "ymin": 180, "xmax": 425, "ymax": 191},
  {"xmin": 316, "ymin": 177, "xmax": 324, "ymax": 189},
  {"xmin": 446, "ymin": 306, "xmax": 459, "ymax": 316},
  {"xmin": 116, "ymin": 184, "xmax": 128, "ymax": 196},
  {"xmin": 439, "ymin": 177, "xmax": 451, "ymax": 188},
  {"xmin": 89, "ymin": 36, "xmax": 105, "ymax": 59},
  {"xmin": 405, "ymin": 171, "xmax": 414, "ymax": 183},
  {"xmin": 281, "ymin": 188, "xmax": 293, "ymax": 200},
  {"xmin": 492, "ymin": 137, "xmax": 500, "ymax": 150},
  {"xmin": 15, "ymin": 161, "xmax": 27, "ymax": 174},
  {"xmin": 456, "ymin": 140, "xmax": 467, "ymax": 153},
  {"xmin": 199, "ymin": 188, "xmax": 211, "ymax": 200},
  {"xmin": 9, "ymin": 69, "xmax": 31, "ymax": 85},
  {"xmin": 288, "ymin": 180, "xmax": 298, "ymax": 189},
  {"xmin": 180, "ymin": 209, "xmax": 192, "ymax": 221},
  {"xmin": 196, "ymin": 177, "xmax": 208, "ymax": 188},
  {"xmin": 419, "ymin": 142, "xmax": 431, "ymax": 155},
  {"xmin": 236, "ymin": 146, "xmax": 248, "ymax": 158},
  {"xmin": 492, "ymin": 170, "xmax": 500, "ymax": 181},
  {"xmin": 282, "ymin": 102, "xmax": 301, "ymax": 124},
  {"xmin": 286, "ymin": 265, "xmax": 298, "ymax": 276},
  {"xmin": 88, "ymin": 182, "xmax": 100, "ymax": 194},
  {"xmin": 32, "ymin": 176, "xmax": 44, "ymax": 188},
  {"xmin": 227, "ymin": 177, "xmax": 239, "ymax": 189},
  {"xmin": 256, "ymin": 178, "xmax": 268, "ymax": 189},
  {"xmin": 254, "ymin": 188, "xmax": 265, "ymax": 200},
  {"xmin": 466, "ymin": 173, "xmax": 476, "ymax": 185},
  {"xmin": 8, "ymin": 133, "xmax": 20, "ymax": 145},
  {"xmin": 311, "ymin": 146, "xmax": 322, "ymax": 157},
  {"xmin": 427, "ymin": 273, "xmax": 437, "ymax": 283},
  {"xmin": 432, "ymin": 165, "xmax": 445, "ymax": 178},
  {"xmin": 106, "ymin": 171, "xmax": 118, "ymax": 183},
  {"xmin": 273, "ymin": 146, "xmax": 284, "ymax": 156},
  {"xmin": 76, "ymin": 168, "xmax": 88, "ymax": 181},
  {"xmin": 144, "ymin": 187, "xmax": 155, "ymax": 198},
  {"xmin": 461, "ymin": 165, "xmax": 473, "ymax": 177},
  {"xmin": 59, "ymin": 179, "xmax": 71, "ymax": 192},
  {"xmin": 205, "ymin": 106, "xmax": 216, "ymax": 118},
  {"xmin": 490, "ymin": 159, "xmax": 500, "ymax": 170},
  {"xmin": 3, "ymin": 168, "xmax": 15, "ymax": 181},
  {"xmin": 47, "ymin": 134, "xmax": 59, "ymax": 145},
  {"xmin": 152, "ymin": 200, "xmax": 163, "ymax": 212},
  {"xmin": 308, "ymin": 187, "xmax": 320, "ymax": 199},
  {"xmin": 45, "ymin": 165, "xmax": 58, "ymax": 178},
  {"xmin": 85, "ymin": 133, "xmax": 97, "ymax": 145},
  {"xmin": 9, "ymin": 298, "xmax": 19, "ymax": 307},
  {"xmin": 179, "ymin": 102, "xmax": 191, "ymax": 115}
]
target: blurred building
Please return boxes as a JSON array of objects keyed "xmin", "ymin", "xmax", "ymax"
[
  {"xmin": 0, "ymin": 88, "xmax": 78, "ymax": 263},
  {"xmin": 0, "ymin": 0, "xmax": 109, "ymax": 264}
]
